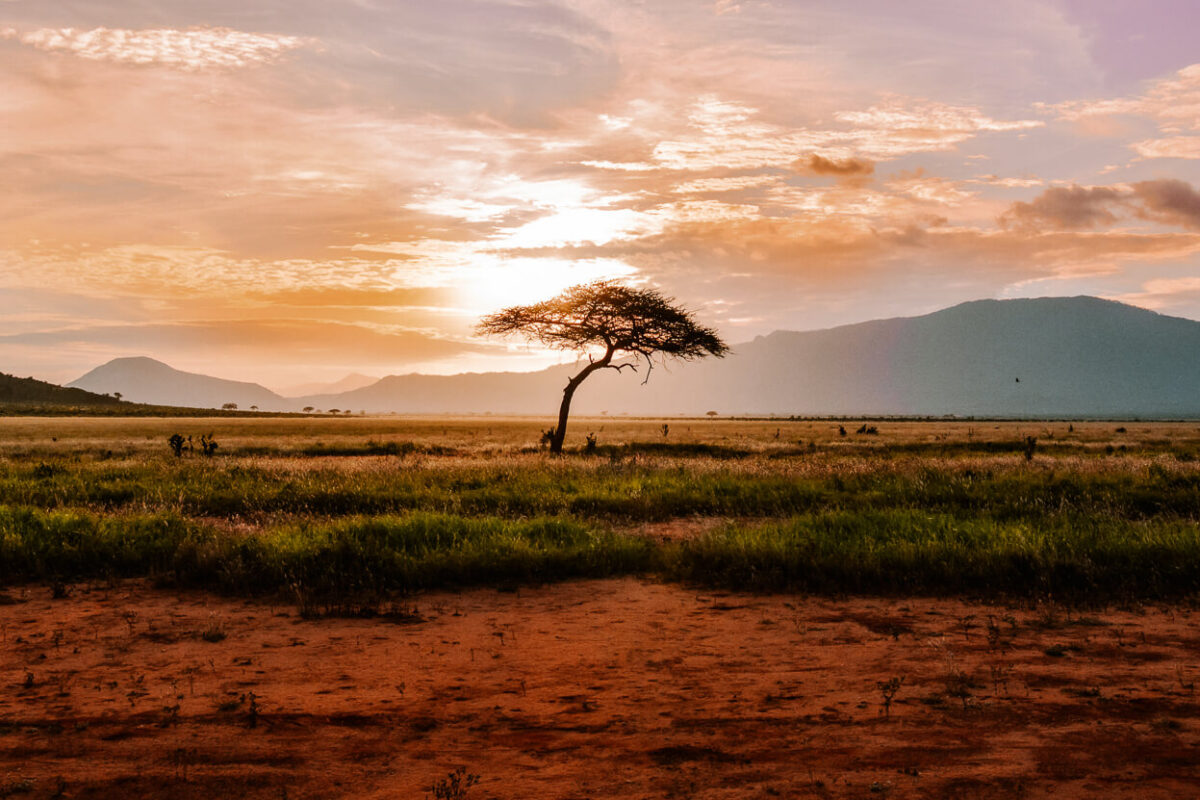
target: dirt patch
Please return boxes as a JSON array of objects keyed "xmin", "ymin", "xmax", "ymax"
[
  {"xmin": 2, "ymin": 579, "xmax": 1200, "ymax": 798},
  {"xmin": 631, "ymin": 517, "xmax": 731, "ymax": 541}
]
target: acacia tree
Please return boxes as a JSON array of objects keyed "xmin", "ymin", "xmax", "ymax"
[{"xmin": 476, "ymin": 281, "xmax": 729, "ymax": 453}]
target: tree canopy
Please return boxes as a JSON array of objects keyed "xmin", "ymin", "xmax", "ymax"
[{"xmin": 477, "ymin": 281, "xmax": 729, "ymax": 452}]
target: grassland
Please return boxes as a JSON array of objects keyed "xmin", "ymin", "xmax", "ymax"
[
  {"xmin": 1, "ymin": 415, "xmax": 1198, "ymax": 602},
  {"xmin": 4, "ymin": 416, "xmax": 1200, "ymax": 798}
]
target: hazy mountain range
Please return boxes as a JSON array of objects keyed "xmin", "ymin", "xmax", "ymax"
[
  {"xmin": 65, "ymin": 297, "xmax": 1200, "ymax": 418},
  {"xmin": 273, "ymin": 373, "xmax": 379, "ymax": 398}
]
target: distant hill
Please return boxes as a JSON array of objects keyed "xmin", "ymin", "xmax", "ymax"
[
  {"xmin": 275, "ymin": 373, "xmax": 378, "ymax": 398},
  {"xmin": 292, "ymin": 366, "xmax": 576, "ymax": 415},
  {"xmin": 64, "ymin": 297, "xmax": 1200, "ymax": 417},
  {"xmin": 0, "ymin": 372, "xmax": 124, "ymax": 408},
  {"xmin": 303, "ymin": 296, "xmax": 1200, "ymax": 418},
  {"xmin": 68, "ymin": 357, "xmax": 288, "ymax": 411}
]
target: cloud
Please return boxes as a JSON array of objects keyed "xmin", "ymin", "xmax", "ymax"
[
  {"xmin": 672, "ymin": 175, "xmax": 779, "ymax": 194},
  {"xmin": 3, "ymin": 26, "xmax": 316, "ymax": 70},
  {"xmin": 967, "ymin": 175, "xmax": 1043, "ymax": 189},
  {"xmin": 0, "ymin": 2, "xmax": 621, "ymax": 124},
  {"xmin": 796, "ymin": 154, "xmax": 874, "ymax": 178},
  {"xmin": 885, "ymin": 171, "xmax": 976, "ymax": 206},
  {"xmin": 1131, "ymin": 179, "xmax": 1200, "ymax": 230},
  {"xmin": 1132, "ymin": 137, "xmax": 1200, "ymax": 160},
  {"xmin": 1047, "ymin": 62, "xmax": 1200, "ymax": 159},
  {"xmin": 602, "ymin": 95, "xmax": 1043, "ymax": 173},
  {"xmin": 1050, "ymin": 63, "xmax": 1200, "ymax": 126},
  {"xmin": 247, "ymin": 287, "xmax": 456, "ymax": 309},
  {"xmin": 1109, "ymin": 277, "xmax": 1200, "ymax": 312},
  {"xmin": 0, "ymin": 319, "xmax": 494, "ymax": 366},
  {"xmin": 1001, "ymin": 185, "xmax": 1127, "ymax": 230},
  {"xmin": 835, "ymin": 100, "xmax": 1042, "ymax": 137},
  {"xmin": 1001, "ymin": 180, "xmax": 1200, "ymax": 232}
]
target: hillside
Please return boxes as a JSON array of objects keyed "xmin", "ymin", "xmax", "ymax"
[
  {"xmin": 0, "ymin": 372, "xmax": 124, "ymax": 408},
  {"xmin": 68, "ymin": 357, "xmax": 288, "ymax": 411}
]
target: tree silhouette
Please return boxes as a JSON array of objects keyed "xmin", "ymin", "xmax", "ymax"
[{"xmin": 477, "ymin": 281, "xmax": 728, "ymax": 453}]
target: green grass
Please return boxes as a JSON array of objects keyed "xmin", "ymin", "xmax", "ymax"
[
  {"xmin": 1, "ymin": 417, "xmax": 1199, "ymax": 602},
  {"xmin": 3, "ymin": 458, "xmax": 1197, "ymax": 523},
  {"xmin": 662, "ymin": 510, "xmax": 1200, "ymax": 600},
  {"xmin": 0, "ymin": 506, "xmax": 653, "ymax": 595},
  {"xmin": 3, "ymin": 503, "xmax": 1197, "ymax": 601}
]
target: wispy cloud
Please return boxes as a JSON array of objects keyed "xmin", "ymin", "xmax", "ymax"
[
  {"xmin": 1109, "ymin": 277, "xmax": 1200, "ymax": 312},
  {"xmin": 636, "ymin": 96, "xmax": 1043, "ymax": 172},
  {"xmin": 1047, "ymin": 63, "xmax": 1200, "ymax": 159},
  {"xmin": 2, "ymin": 26, "xmax": 316, "ymax": 69}
]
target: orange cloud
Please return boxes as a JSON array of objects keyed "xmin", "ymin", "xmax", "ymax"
[{"xmin": 796, "ymin": 154, "xmax": 874, "ymax": 179}]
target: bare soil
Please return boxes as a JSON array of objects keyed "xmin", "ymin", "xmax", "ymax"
[{"xmin": 3, "ymin": 579, "xmax": 1200, "ymax": 799}]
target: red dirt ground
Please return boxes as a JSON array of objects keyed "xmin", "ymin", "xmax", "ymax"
[{"xmin": 2, "ymin": 578, "xmax": 1199, "ymax": 799}]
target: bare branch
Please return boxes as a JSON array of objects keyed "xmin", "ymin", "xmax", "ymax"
[{"xmin": 605, "ymin": 362, "xmax": 638, "ymax": 374}]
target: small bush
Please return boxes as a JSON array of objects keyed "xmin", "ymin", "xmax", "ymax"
[{"xmin": 429, "ymin": 768, "xmax": 480, "ymax": 800}]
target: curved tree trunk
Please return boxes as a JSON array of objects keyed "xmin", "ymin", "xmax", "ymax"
[{"xmin": 549, "ymin": 352, "xmax": 611, "ymax": 454}]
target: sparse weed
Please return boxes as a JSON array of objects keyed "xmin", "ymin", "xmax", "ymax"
[
  {"xmin": 200, "ymin": 617, "xmax": 227, "ymax": 643},
  {"xmin": 876, "ymin": 676, "xmax": 903, "ymax": 718},
  {"xmin": 989, "ymin": 662, "xmax": 1011, "ymax": 695},
  {"xmin": 0, "ymin": 778, "xmax": 33, "ymax": 797},
  {"xmin": 428, "ymin": 767, "xmax": 480, "ymax": 800}
]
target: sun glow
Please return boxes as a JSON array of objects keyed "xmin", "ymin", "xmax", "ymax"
[{"xmin": 454, "ymin": 257, "xmax": 639, "ymax": 314}]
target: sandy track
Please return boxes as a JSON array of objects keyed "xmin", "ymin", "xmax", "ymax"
[{"xmin": 2, "ymin": 579, "xmax": 1199, "ymax": 799}]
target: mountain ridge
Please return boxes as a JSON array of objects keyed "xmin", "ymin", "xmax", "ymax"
[
  {"xmin": 0, "ymin": 371, "xmax": 125, "ymax": 408},
  {"xmin": 69, "ymin": 356, "xmax": 288, "ymax": 410},
  {"xmin": 63, "ymin": 297, "xmax": 1200, "ymax": 417}
]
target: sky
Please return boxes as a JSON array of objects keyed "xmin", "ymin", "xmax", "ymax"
[{"xmin": 2, "ymin": 0, "xmax": 1199, "ymax": 390}]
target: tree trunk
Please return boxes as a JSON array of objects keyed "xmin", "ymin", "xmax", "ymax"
[{"xmin": 549, "ymin": 352, "xmax": 611, "ymax": 454}]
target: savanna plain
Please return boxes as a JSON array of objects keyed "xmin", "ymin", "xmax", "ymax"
[{"xmin": 2, "ymin": 416, "xmax": 1200, "ymax": 799}]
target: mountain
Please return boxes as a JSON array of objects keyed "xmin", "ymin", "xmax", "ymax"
[
  {"xmin": 293, "ymin": 365, "xmax": 578, "ymax": 415},
  {"xmin": 304, "ymin": 296, "xmax": 1200, "ymax": 417},
  {"xmin": 68, "ymin": 357, "xmax": 288, "ymax": 411},
  {"xmin": 0, "ymin": 372, "xmax": 124, "ymax": 408},
  {"xmin": 275, "ymin": 373, "xmax": 378, "ymax": 398},
  {"xmin": 65, "ymin": 298, "xmax": 1200, "ymax": 417}
]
